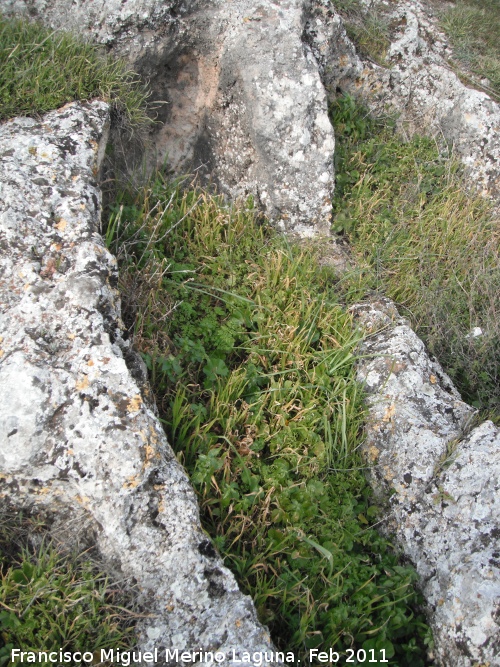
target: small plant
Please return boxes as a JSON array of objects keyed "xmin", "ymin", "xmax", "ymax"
[
  {"xmin": 0, "ymin": 511, "xmax": 137, "ymax": 664},
  {"xmin": 330, "ymin": 94, "xmax": 500, "ymax": 416},
  {"xmin": 0, "ymin": 14, "xmax": 150, "ymax": 127},
  {"xmin": 105, "ymin": 175, "xmax": 432, "ymax": 666},
  {"xmin": 431, "ymin": 487, "xmax": 456, "ymax": 506}
]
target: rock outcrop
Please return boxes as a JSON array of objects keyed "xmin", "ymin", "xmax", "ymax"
[
  {"xmin": 5, "ymin": 0, "xmax": 500, "ymax": 222},
  {"xmin": 352, "ymin": 298, "xmax": 500, "ymax": 667},
  {"xmin": 0, "ymin": 102, "xmax": 278, "ymax": 664},
  {"xmin": 306, "ymin": 0, "xmax": 500, "ymax": 198},
  {"xmin": 2, "ymin": 0, "xmax": 335, "ymax": 235}
]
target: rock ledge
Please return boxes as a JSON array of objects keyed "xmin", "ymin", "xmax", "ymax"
[{"xmin": 0, "ymin": 101, "xmax": 278, "ymax": 664}]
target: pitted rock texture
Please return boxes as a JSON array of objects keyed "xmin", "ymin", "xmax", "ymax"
[
  {"xmin": 190, "ymin": 0, "xmax": 335, "ymax": 236},
  {"xmin": 2, "ymin": 0, "xmax": 336, "ymax": 235},
  {"xmin": 0, "ymin": 102, "xmax": 278, "ymax": 664},
  {"xmin": 0, "ymin": 0, "xmax": 195, "ymax": 53},
  {"xmin": 352, "ymin": 298, "xmax": 500, "ymax": 667},
  {"xmin": 306, "ymin": 0, "xmax": 500, "ymax": 199}
]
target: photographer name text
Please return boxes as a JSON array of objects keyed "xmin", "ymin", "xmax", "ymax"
[{"xmin": 11, "ymin": 648, "xmax": 390, "ymax": 665}]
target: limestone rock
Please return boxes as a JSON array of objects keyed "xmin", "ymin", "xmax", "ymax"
[
  {"xmin": 306, "ymin": 2, "xmax": 500, "ymax": 658},
  {"xmin": 0, "ymin": 0, "xmax": 193, "ymax": 52},
  {"xmin": 306, "ymin": 0, "xmax": 500, "ymax": 198},
  {"xmin": 0, "ymin": 102, "xmax": 278, "ymax": 664},
  {"xmin": 2, "ymin": 0, "xmax": 336, "ymax": 234},
  {"xmin": 352, "ymin": 298, "xmax": 500, "ymax": 667}
]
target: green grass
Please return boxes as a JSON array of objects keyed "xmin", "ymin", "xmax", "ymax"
[
  {"xmin": 439, "ymin": 0, "xmax": 500, "ymax": 101},
  {"xmin": 105, "ymin": 176, "xmax": 432, "ymax": 666},
  {"xmin": 0, "ymin": 511, "xmax": 137, "ymax": 666},
  {"xmin": 330, "ymin": 0, "xmax": 390, "ymax": 66},
  {"xmin": 0, "ymin": 14, "xmax": 149, "ymax": 126},
  {"xmin": 330, "ymin": 94, "xmax": 500, "ymax": 416}
]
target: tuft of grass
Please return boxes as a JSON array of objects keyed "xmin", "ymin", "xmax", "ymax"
[
  {"xmin": 105, "ymin": 175, "xmax": 433, "ymax": 666},
  {"xmin": 439, "ymin": 0, "xmax": 500, "ymax": 101},
  {"xmin": 0, "ymin": 14, "xmax": 150, "ymax": 127},
  {"xmin": 0, "ymin": 511, "xmax": 137, "ymax": 665},
  {"xmin": 330, "ymin": 0, "xmax": 391, "ymax": 66},
  {"xmin": 330, "ymin": 94, "xmax": 500, "ymax": 416}
]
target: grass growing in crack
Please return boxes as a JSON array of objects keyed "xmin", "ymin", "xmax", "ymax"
[
  {"xmin": 330, "ymin": 94, "xmax": 500, "ymax": 416},
  {"xmin": 0, "ymin": 14, "xmax": 150, "ymax": 128},
  {"xmin": 106, "ymin": 175, "xmax": 432, "ymax": 666},
  {"xmin": 0, "ymin": 511, "xmax": 137, "ymax": 665},
  {"xmin": 330, "ymin": 0, "xmax": 390, "ymax": 66},
  {"xmin": 439, "ymin": 0, "xmax": 500, "ymax": 101}
]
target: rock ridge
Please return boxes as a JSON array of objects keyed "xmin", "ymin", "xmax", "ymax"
[
  {"xmin": 0, "ymin": 101, "xmax": 278, "ymax": 664},
  {"xmin": 352, "ymin": 297, "xmax": 500, "ymax": 667},
  {"xmin": 2, "ymin": 0, "xmax": 336, "ymax": 235},
  {"xmin": 306, "ymin": 0, "xmax": 500, "ymax": 199}
]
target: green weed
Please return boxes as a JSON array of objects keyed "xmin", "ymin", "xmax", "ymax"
[
  {"xmin": 330, "ymin": 94, "xmax": 500, "ymax": 415},
  {"xmin": 106, "ymin": 175, "xmax": 432, "ymax": 666},
  {"xmin": 0, "ymin": 14, "xmax": 149, "ymax": 127},
  {"xmin": 439, "ymin": 0, "xmax": 500, "ymax": 101}
]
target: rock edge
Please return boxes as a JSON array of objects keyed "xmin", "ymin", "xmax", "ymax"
[{"xmin": 0, "ymin": 101, "xmax": 279, "ymax": 665}]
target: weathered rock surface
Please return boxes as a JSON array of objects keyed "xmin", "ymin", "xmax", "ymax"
[
  {"xmin": 0, "ymin": 102, "xmax": 278, "ymax": 664},
  {"xmin": 2, "ymin": 0, "xmax": 336, "ymax": 235},
  {"xmin": 306, "ymin": 7, "xmax": 500, "ymax": 656},
  {"xmin": 352, "ymin": 298, "xmax": 500, "ymax": 667},
  {"xmin": 306, "ymin": 0, "xmax": 500, "ymax": 198},
  {"xmin": 6, "ymin": 0, "xmax": 500, "ymax": 221},
  {"xmin": 1, "ymin": 0, "xmax": 193, "ymax": 51}
]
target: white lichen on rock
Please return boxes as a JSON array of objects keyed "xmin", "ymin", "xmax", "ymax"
[
  {"xmin": 306, "ymin": 0, "xmax": 500, "ymax": 199},
  {"xmin": 352, "ymin": 297, "xmax": 500, "ymax": 667},
  {"xmin": 0, "ymin": 102, "xmax": 278, "ymax": 664},
  {"xmin": 1, "ymin": 0, "xmax": 336, "ymax": 235},
  {"xmin": 2, "ymin": 1, "xmax": 500, "ymax": 664}
]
